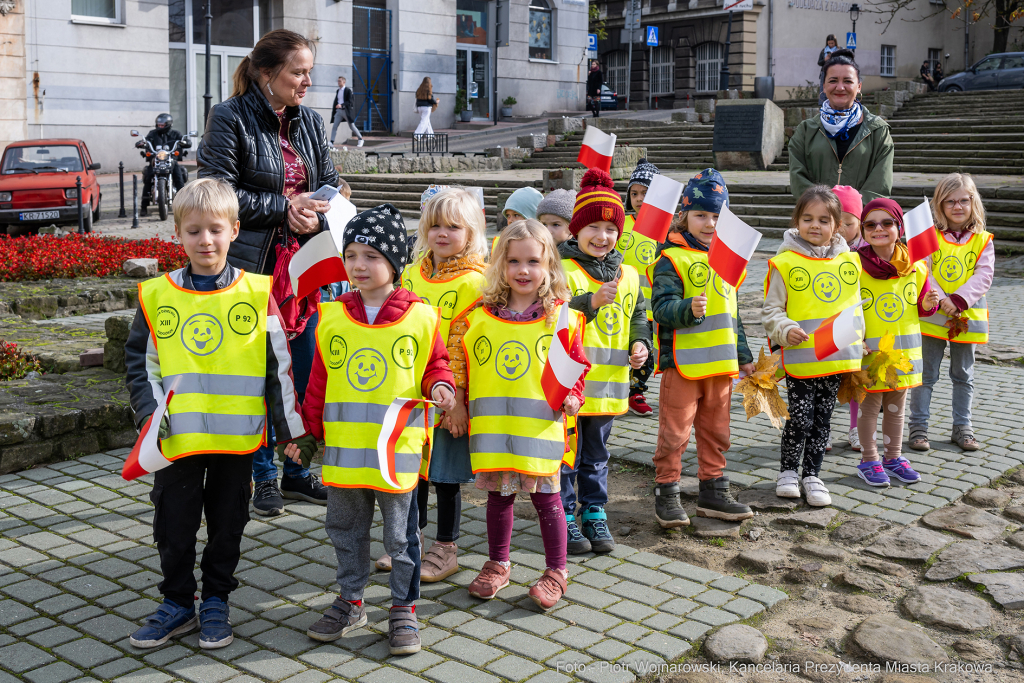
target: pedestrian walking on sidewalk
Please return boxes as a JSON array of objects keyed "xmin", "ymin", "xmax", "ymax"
[
  {"xmin": 331, "ymin": 75, "xmax": 363, "ymax": 147},
  {"xmin": 414, "ymin": 77, "xmax": 439, "ymax": 135},
  {"xmin": 586, "ymin": 61, "xmax": 603, "ymax": 118}
]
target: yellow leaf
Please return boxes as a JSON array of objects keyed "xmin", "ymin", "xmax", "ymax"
[
  {"xmin": 734, "ymin": 348, "xmax": 788, "ymax": 430},
  {"xmin": 838, "ymin": 370, "xmax": 870, "ymax": 404}
]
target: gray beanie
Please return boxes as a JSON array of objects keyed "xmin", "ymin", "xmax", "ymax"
[
  {"xmin": 535, "ymin": 189, "xmax": 576, "ymax": 223},
  {"xmin": 626, "ymin": 158, "xmax": 660, "ymax": 193}
]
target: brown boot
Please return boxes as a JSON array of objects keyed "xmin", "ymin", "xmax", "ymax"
[
  {"xmin": 420, "ymin": 542, "xmax": 459, "ymax": 582},
  {"xmin": 467, "ymin": 560, "xmax": 511, "ymax": 600},
  {"xmin": 529, "ymin": 569, "xmax": 568, "ymax": 611},
  {"xmin": 376, "ymin": 531, "xmax": 424, "ymax": 572}
]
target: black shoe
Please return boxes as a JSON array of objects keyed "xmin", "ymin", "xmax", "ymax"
[
  {"xmin": 654, "ymin": 482, "xmax": 690, "ymax": 528},
  {"xmin": 566, "ymin": 514, "xmax": 592, "ymax": 554},
  {"xmin": 252, "ymin": 479, "xmax": 284, "ymax": 516},
  {"xmin": 696, "ymin": 477, "xmax": 753, "ymax": 522},
  {"xmin": 139, "ymin": 207, "xmax": 149, "ymax": 217},
  {"xmin": 281, "ymin": 473, "xmax": 328, "ymax": 505},
  {"xmin": 581, "ymin": 506, "xmax": 615, "ymax": 553}
]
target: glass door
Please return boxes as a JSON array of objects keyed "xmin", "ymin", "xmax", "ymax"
[{"xmin": 470, "ymin": 51, "xmax": 489, "ymax": 119}]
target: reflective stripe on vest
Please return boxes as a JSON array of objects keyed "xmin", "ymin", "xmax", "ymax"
[
  {"xmin": 138, "ymin": 271, "xmax": 270, "ymax": 460},
  {"xmin": 315, "ymin": 300, "xmax": 440, "ymax": 492},
  {"xmin": 401, "ymin": 262, "xmax": 485, "ymax": 345},
  {"xmin": 766, "ymin": 250, "xmax": 863, "ymax": 378},
  {"xmin": 617, "ymin": 215, "xmax": 657, "ymax": 321},
  {"xmin": 463, "ymin": 306, "xmax": 581, "ymax": 477},
  {"xmin": 659, "ymin": 248, "xmax": 742, "ymax": 380},
  {"xmin": 563, "ymin": 259, "xmax": 639, "ymax": 415},
  {"xmin": 860, "ymin": 264, "xmax": 927, "ymax": 391},
  {"xmin": 920, "ymin": 230, "xmax": 992, "ymax": 344}
]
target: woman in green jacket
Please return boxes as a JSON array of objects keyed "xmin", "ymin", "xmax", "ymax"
[{"xmin": 789, "ymin": 50, "xmax": 895, "ymax": 202}]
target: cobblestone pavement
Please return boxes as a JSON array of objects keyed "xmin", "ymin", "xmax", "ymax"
[{"xmin": 0, "ymin": 453, "xmax": 788, "ymax": 683}]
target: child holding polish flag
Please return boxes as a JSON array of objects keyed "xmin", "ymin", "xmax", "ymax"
[{"xmin": 649, "ymin": 169, "xmax": 755, "ymax": 528}]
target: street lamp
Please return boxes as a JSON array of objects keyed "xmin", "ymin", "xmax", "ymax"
[{"xmin": 849, "ymin": 3, "xmax": 860, "ymax": 43}]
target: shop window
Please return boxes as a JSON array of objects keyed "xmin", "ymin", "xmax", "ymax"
[
  {"xmin": 881, "ymin": 45, "xmax": 896, "ymax": 77},
  {"xmin": 529, "ymin": 0, "xmax": 554, "ymax": 60},
  {"xmin": 606, "ymin": 50, "xmax": 628, "ymax": 98},
  {"xmin": 651, "ymin": 46, "xmax": 674, "ymax": 96},
  {"xmin": 72, "ymin": 0, "xmax": 121, "ymax": 23},
  {"xmin": 695, "ymin": 42, "xmax": 722, "ymax": 93},
  {"xmin": 457, "ymin": 0, "xmax": 489, "ymax": 46}
]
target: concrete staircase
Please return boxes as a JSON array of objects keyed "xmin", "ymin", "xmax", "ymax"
[{"xmin": 340, "ymin": 175, "xmax": 531, "ymax": 225}]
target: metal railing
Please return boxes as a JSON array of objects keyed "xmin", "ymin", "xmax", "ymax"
[{"xmin": 412, "ymin": 133, "xmax": 449, "ymax": 155}]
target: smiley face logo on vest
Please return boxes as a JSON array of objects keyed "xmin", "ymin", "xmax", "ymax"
[
  {"xmin": 812, "ymin": 272, "xmax": 842, "ymax": 303},
  {"xmin": 712, "ymin": 273, "xmax": 732, "ymax": 298},
  {"xmin": 495, "ymin": 340, "xmax": 530, "ymax": 380},
  {"xmin": 903, "ymin": 281, "xmax": 919, "ymax": 305},
  {"xmin": 875, "ymin": 292, "xmax": 905, "ymax": 323},
  {"xmin": 437, "ymin": 291, "xmax": 458, "ymax": 321},
  {"xmin": 596, "ymin": 302, "xmax": 623, "ymax": 337},
  {"xmin": 346, "ymin": 348, "xmax": 387, "ymax": 392},
  {"xmin": 636, "ymin": 241, "xmax": 656, "ymax": 266},
  {"xmin": 940, "ymin": 255, "xmax": 963, "ymax": 282},
  {"xmin": 687, "ymin": 262, "xmax": 709, "ymax": 288},
  {"xmin": 964, "ymin": 251, "xmax": 978, "ymax": 272},
  {"xmin": 181, "ymin": 313, "xmax": 223, "ymax": 356},
  {"xmin": 788, "ymin": 267, "xmax": 810, "ymax": 292},
  {"xmin": 839, "ymin": 261, "xmax": 860, "ymax": 286}
]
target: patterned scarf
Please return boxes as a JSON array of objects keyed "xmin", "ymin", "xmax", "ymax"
[{"xmin": 819, "ymin": 100, "xmax": 862, "ymax": 139}]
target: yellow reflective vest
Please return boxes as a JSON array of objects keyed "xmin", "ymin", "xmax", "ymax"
[
  {"xmin": 659, "ymin": 246, "xmax": 743, "ymax": 380},
  {"xmin": 617, "ymin": 215, "xmax": 658, "ymax": 321},
  {"xmin": 138, "ymin": 271, "xmax": 270, "ymax": 460},
  {"xmin": 401, "ymin": 261, "xmax": 486, "ymax": 345},
  {"xmin": 315, "ymin": 301, "xmax": 440, "ymax": 493},
  {"xmin": 920, "ymin": 229, "xmax": 992, "ymax": 344},
  {"xmin": 463, "ymin": 306, "xmax": 581, "ymax": 477},
  {"xmin": 766, "ymin": 250, "xmax": 863, "ymax": 378},
  {"xmin": 563, "ymin": 259, "xmax": 640, "ymax": 415},
  {"xmin": 860, "ymin": 262, "xmax": 927, "ymax": 391}
]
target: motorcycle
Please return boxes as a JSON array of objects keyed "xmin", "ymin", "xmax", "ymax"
[{"xmin": 130, "ymin": 129, "xmax": 196, "ymax": 221}]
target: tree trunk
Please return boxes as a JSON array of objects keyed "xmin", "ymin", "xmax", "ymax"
[{"xmin": 992, "ymin": 0, "xmax": 1020, "ymax": 54}]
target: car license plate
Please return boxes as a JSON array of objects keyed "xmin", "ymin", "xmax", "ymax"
[{"xmin": 19, "ymin": 211, "xmax": 60, "ymax": 221}]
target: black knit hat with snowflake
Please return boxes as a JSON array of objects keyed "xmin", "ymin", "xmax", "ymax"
[
  {"xmin": 626, "ymin": 158, "xmax": 660, "ymax": 193},
  {"xmin": 343, "ymin": 203, "xmax": 409, "ymax": 283}
]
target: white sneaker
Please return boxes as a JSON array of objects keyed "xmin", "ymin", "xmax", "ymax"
[
  {"xmin": 357, "ymin": 139, "xmax": 364, "ymax": 147},
  {"xmin": 848, "ymin": 428, "xmax": 861, "ymax": 452},
  {"xmin": 825, "ymin": 434, "xmax": 833, "ymax": 452},
  {"xmin": 342, "ymin": 146, "xmax": 349, "ymax": 151},
  {"xmin": 801, "ymin": 476, "xmax": 832, "ymax": 507},
  {"xmin": 776, "ymin": 470, "xmax": 800, "ymax": 498}
]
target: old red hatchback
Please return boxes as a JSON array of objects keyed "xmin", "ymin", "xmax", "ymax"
[{"xmin": 0, "ymin": 139, "xmax": 102, "ymax": 234}]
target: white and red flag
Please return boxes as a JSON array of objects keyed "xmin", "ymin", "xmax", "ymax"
[
  {"xmin": 541, "ymin": 303, "xmax": 588, "ymax": 411},
  {"xmin": 813, "ymin": 299, "xmax": 867, "ymax": 361},
  {"xmin": 633, "ymin": 174, "xmax": 684, "ymax": 243},
  {"xmin": 904, "ymin": 198, "xmax": 940, "ymax": 264},
  {"xmin": 707, "ymin": 204, "xmax": 762, "ymax": 288},
  {"xmin": 122, "ymin": 376, "xmax": 182, "ymax": 481},
  {"xmin": 377, "ymin": 397, "xmax": 435, "ymax": 489},
  {"xmin": 576, "ymin": 126, "xmax": 616, "ymax": 173},
  {"xmin": 288, "ymin": 194, "xmax": 357, "ymax": 301}
]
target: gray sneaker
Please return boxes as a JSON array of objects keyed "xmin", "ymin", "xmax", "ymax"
[
  {"xmin": 388, "ymin": 606, "xmax": 420, "ymax": 655},
  {"xmin": 306, "ymin": 597, "xmax": 366, "ymax": 642}
]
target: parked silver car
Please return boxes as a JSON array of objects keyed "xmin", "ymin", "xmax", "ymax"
[{"xmin": 938, "ymin": 52, "xmax": 1024, "ymax": 91}]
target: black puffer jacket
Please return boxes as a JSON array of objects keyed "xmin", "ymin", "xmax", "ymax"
[{"xmin": 197, "ymin": 86, "xmax": 339, "ymax": 274}]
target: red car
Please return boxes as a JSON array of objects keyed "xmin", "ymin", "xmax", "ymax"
[{"xmin": 0, "ymin": 139, "xmax": 102, "ymax": 234}]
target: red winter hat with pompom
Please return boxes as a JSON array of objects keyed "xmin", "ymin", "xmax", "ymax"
[{"xmin": 568, "ymin": 168, "xmax": 625, "ymax": 237}]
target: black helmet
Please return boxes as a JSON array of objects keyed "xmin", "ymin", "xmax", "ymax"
[{"xmin": 155, "ymin": 113, "xmax": 173, "ymax": 130}]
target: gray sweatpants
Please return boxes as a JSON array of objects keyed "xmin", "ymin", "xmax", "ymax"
[
  {"xmin": 331, "ymin": 114, "xmax": 362, "ymax": 143},
  {"xmin": 326, "ymin": 487, "xmax": 420, "ymax": 605}
]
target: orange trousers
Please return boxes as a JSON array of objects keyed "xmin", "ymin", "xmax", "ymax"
[{"xmin": 652, "ymin": 371, "xmax": 732, "ymax": 483}]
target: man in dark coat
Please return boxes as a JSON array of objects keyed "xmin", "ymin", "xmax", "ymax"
[
  {"xmin": 330, "ymin": 76, "xmax": 363, "ymax": 147},
  {"xmin": 586, "ymin": 61, "xmax": 603, "ymax": 118}
]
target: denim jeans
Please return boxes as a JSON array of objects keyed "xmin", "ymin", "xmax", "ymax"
[
  {"xmin": 559, "ymin": 415, "xmax": 614, "ymax": 514},
  {"xmin": 252, "ymin": 311, "xmax": 318, "ymax": 484},
  {"xmin": 909, "ymin": 335, "xmax": 975, "ymax": 432}
]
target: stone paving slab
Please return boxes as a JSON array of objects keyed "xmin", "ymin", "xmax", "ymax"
[{"xmin": 0, "ymin": 452, "xmax": 785, "ymax": 682}]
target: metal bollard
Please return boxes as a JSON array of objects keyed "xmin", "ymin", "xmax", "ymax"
[
  {"xmin": 118, "ymin": 162, "xmax": 127, "ymax": 218},
  {"xmin": 131, "ymin": 174, "xmax": 139, "ymax": 229},
  {"xmin": 76, "ymin": 176, "xmax": 84, "ymax": 234}
]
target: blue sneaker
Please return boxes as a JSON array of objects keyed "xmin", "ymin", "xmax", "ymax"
[
  {"xmin": 129, "ymin": 599, "xmax": 197, "ymax": 649},
  {"xmin": 856, "ymin": 461, "xmax": 891, "ymax": 488},
  {"xmin": 566, "ymin": 514, "xmax": 592, "ymax": 555},
  {"xmin": 883, "ymin": 456, "xmax": 921, "ymax": 484},
  {"xmin": 198, "ymin": 597, "xmax": 233, "ymax": 649},
  {"xmin": 581, "ymin": 506, "xmax": 615, "ymax": 553}
]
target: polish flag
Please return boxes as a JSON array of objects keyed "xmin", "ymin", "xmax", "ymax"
[
  {"xmin": 904, "ymin": 198, "xmax": 940, "ymax": 264},
  {"xmin": 633, "ymin": 174, "xmax": 684, "ymax": 243},
  {"xmin": 707, "ymin": 204, "xmax": 762, "ymax": 288},
  {"xmin": 377, "ymin": 397, "xmax": 435, "ymax": 489},
  {"xmin": 288, "ymin": 195, "xmax": 357, "ymax": 301},
  {"xmin": 813, "ymin": 299, "xmax": 867, "ymax": 361},
  {"xmin": 541, "ymin": 303, "xmax": 588, "ymax": 411},
  {"xmin": 577, "ymin": 127, "xmax": 616, "ymax": 173},
  {"xmin": 122, "ymin": 376, "xmax": 182, "ymax": 481}
]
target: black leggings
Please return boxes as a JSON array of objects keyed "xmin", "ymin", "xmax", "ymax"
[
  {"xmin": 780, "ymin": 374, "xmax": 841, "ymax": 478},
  {"xmin": 416, "ymin": 479, "xmax": 462, "ymax": 543}
]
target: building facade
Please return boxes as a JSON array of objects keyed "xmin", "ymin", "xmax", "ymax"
[{"xmin": 0, "ymin": 0, "xmax": 589, "ymax": 172}]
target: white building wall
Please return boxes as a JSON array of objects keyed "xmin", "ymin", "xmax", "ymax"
[
  {"xmin": 0, "ymin": 3, "xmax": 27, "ymax": 160},
  {"xmin": 392, "ymin": 0, "xmax": 458, "ymax": 132}
]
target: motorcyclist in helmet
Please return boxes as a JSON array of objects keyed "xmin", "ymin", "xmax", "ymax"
[{"xmin": 137, "ymin": 113, "xmax": 189, "ymax": 216}]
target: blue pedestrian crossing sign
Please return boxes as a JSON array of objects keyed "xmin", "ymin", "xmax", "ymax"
[
  {"xmin": 846, "ymin": 32, "xmax": 857, "ymax": 49},
  {"xmin": 646, "ymin": 26, "xmax": 659, "ymax": 46}
]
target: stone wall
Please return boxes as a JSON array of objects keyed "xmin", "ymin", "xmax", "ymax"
[
  {"xmin": 330, "ymin": 149, "xmax": 504, "ymax": 174},
  {"xmin": 0, "ymin": 278, "xmax": 139, "ymax": 320}
]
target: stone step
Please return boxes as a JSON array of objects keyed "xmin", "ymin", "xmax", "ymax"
[
  {"xmin": 892, "ymin": 155, "xmax": 1023, "ymax": 166},
  {"xmin": 892, "ymin": 164, "xmax": 1023, "ymax": 174},
  {"xmin": 891, "ymin": 147, "xmax": 1024, "ymax": 159}
]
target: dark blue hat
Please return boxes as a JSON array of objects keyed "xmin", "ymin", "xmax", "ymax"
[{"xmin": 680, "ymin": 168, "xmax": 729, "ymax": 214}]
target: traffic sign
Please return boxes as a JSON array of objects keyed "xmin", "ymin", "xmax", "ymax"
[
  {"xmin": 625, "ymin": 0, "xmax": 641, "ymax": 30},
  {"xmin": 587, "ymin": 34, "xmax": 597, "ymax": 51},
  {"xmin": 846, "ymin": 32, "xmax": 857, "ymax": 48},
  {"xmin": 646, "ymin": 26, "xmax": 659, "ymax": 46},
  {"xmin": 723, "ymin": 0, "xmax": 754, "ymax": 9}
]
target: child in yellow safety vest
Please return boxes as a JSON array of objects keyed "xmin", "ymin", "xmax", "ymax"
[
  {"xmin": 650, "ymin": 169, "xmax": 755, "ymax": 527},
  {"xmin": 285, "ymin": 204, "xmax": 457, "ymax": 656},
  {"xmin": 558, "ymin": 168, "xmax": 652, "ymax": 554},
  {"xmin": 463, "ymin": 219, "xmax": 590, "ymax": 611},
  {"xmin": 371, "ymin": 188, "xmax": 487, "ymax": 582},
  {"xmin": 762, "ymin": 185, "xmax": 863, "ymax": 507},
  {"xmin": 124, "ymin": 179, "xmax": 315, "ymax": 650},
  {"xmin": 909, "ymin": 173, "xmax": 994, "ymax": 452},
  {"xmin": 537, "ymin": 188, "xmax": 575, "ymax": 246},
  {"xmin": 854, "ymin": 198, "xmax": 940, "ymax": 488}
]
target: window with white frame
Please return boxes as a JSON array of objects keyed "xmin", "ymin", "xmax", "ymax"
[
  {"xmin": 695, "ymin": 42, "xmax": 722, "ymax": 92},
  {"xmin": 881, "ymin": 45, "xmax": 896, "ymax": 77},
  {"xmin": 606, "ymin": 51, "xmax": 628, "ymax": 98},
  {"xmin": 651, "ymin": 46, "xmax": 674, "ymax": 96},
  {"xmin": 72, "ymin": 0, "xmax": 121, "ymax": 23},
  {"xmin": 528, "ymin": 0, "xmax": 554, "ymax": 60}
]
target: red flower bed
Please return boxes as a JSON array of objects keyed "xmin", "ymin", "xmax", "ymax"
[
  {"xmin": 0, "ymin": 234, "xmax": 188, "ymax": 281},
  {"xmin": 0, "ymin": 341, "xmax": 41, "ymax": 380}
]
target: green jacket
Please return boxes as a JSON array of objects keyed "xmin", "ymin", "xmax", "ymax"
[{"xmin": 788, "ymin": 110, "xmax": 895, "ymax": 202}]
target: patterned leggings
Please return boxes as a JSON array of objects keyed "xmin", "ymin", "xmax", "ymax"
[{"xmin": 780, "ymin": 374, "xmax": 842, "ymax": 478}]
